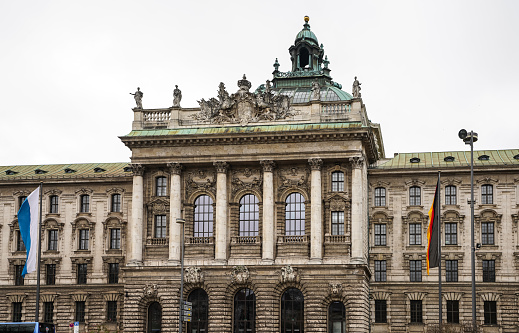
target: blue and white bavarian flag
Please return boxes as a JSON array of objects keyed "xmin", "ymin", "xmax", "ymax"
[{"xmin": 17, "ymin": 187, "xmax": 40, "ymax": 277}]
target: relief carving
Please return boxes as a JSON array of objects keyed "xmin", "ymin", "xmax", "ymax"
[
  {"xmin": 278, "ymin": 167, "xmax": 309, "ymax": 193},
  {"xmin": 231, "ymin": 265, "xmax": 250, "ymax": 284},
  {"xmin": 280, "ymin": 265, "xmax": 299, "ymax": 284},
  {"xmin": 130, "ymin": 164, "xmax": 145, "ymax": 177},
  {"xmin": 260, "ymin": 160, "xmax": 276, "ymax": 172},
  {"xmin": 329, "ymin": 282, "xmax": 342, "ymax": 295},
  {"xmin": 184, "ymin": 267, "xmax": 204, "ymax": 284},
  {"xmin": 143, "ymin": 284, "xmax": 158, "ymax": 297},
  {"xmin": 167, "ymin": 163, "xmax": 183, "ymax": 175},
  {"xmin": 192, "ymin": 75, "xmax": 295, "ymax": 125},
  {"xmin": 231, "ymin": 169, "xmax": 263, "ymax": 197},
  {"xmin": 185, "ymin": 170, "xmax": 216, "ymax": 198}
]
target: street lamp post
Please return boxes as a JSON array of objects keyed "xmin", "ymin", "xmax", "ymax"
[
  {"xmin": 176, "ymin": 218, "xmax": 186, "ymax": 333},
  {"xmin": 458, "ymin": 129, "xmax": 478, "ymax": 329}
]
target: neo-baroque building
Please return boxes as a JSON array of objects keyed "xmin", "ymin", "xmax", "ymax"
[{"xmin": 0, "ymin": 17, "xmax": 518, "ymax": 333}]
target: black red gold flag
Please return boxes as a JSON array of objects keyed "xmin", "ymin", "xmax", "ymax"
[{"xmin": 427, "ymin": 178, "xmax": 440, "ymax": 275}]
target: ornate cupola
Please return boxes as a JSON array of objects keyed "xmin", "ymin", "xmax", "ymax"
[{"xmin": 289, "ymin": 16, "xmax": 324, "ymax": 72}]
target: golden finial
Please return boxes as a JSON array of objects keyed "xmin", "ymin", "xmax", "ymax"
[{"xmin": 304, "ymin": 16, "xmax": 310, "ymax": 23}]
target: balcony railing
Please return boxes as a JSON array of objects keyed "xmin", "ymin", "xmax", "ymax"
[
  {"xmin": 321, "ymin": 102, "xmax": 351, "ymax": 122},
  {"xmin": 325, "ymin": 235, "xmax": 350, "ymax": 243},
  {"xmin": 185, "ymin": 236, "xmax": 214, "ymax": 244},
  {"xmin": 147, "ymin": 237, "xmax": 168, "ymax": 246},
  {"xmin": 277, "ymin": 235, "xmax": 309, "ymax": 243},
  {"xmin": 231, "ymin": 236, "xmax": 261, "ymax": 244}
]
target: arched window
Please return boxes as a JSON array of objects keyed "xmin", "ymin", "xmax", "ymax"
[
  {"xmin": 156, "ymin": 176, "xmax": 167, "ymax": 196},
  {"xmin": 285, "ymin": 193, "xmax": 305, "ymax": 236},
  {"xmin": 328, "ymin": 301, "xmax": 346, "ymax": 333},
  {"xmin": 409, "ymin": 186, "xmax": 421, "ymax": 206},
  {"xmin": 147, "ymin": 302, "xmax": 162, "ymax": 333},
  {"xmin": 194, "ymin": 195, "xmax": 214, "ymax": 237},
  {"xmin": 239, "ymin": 194, "xmax": 259, "ymax": 237},
  {"xmin": 234, "ymin": 288, "xmax": 255, "ymax": 333},
  {"xmin": 299, "ymin": 47, "xmax": 310, "ymax": 68},
  {"xmin": 188, "ymin": 289, "xmax": 208, "ymax": 333},
  {"xmin": 281, "ymin": 288, "xmax": 304, "ymax": 333},
  {"xmin": 331, "ymin": 171, "xmax": 344, "ymax": 192},
  {"xmin": 445, "ymin": 185, "xmax": 456, "ymax": 205},
  {"xmin": 374, "ymin": 187, "xmax": 386, "ymax": 206}
]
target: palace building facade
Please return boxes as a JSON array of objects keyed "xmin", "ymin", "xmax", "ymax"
[{"xmin": 0, "ymin": 17, "xmax": 518, "ymax": 333}]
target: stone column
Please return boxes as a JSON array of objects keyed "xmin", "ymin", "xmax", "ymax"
[
  {"xmin": 350, "ymin": 156, "xmax": 365, "ymax": 263},
  {"xmin": 309, "ymin": 158, "xmax": 323, "ymax": 263},
  {"xmin": 168, "ymin": 163, "xmax": 182, "ymax": 265},
  {"xmin": 214, "ymin": 161, "xmax": 229, "ymax": 263},
  {"xmin": 260, "ymin": 160, "xmax": 276, "ymax": 263},
  {"xmin": 128, "ymin": 164, "xmax": 144, "ymax": 266}
]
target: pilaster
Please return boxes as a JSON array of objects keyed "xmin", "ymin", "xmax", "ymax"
[
  {"xmin": 214, "ymin": 161, "xmax": 229, "ymax": 264},
  {"xmin": 168, "ymin": 163, "xmax": 182, "ymax": 265},
  {"xmin": 309, "ymin": 158, "xmax": 323, "ymax": 263},
  {"xmin": 260, "ymin": 160, "xmax": 276, "ymax": 263}
]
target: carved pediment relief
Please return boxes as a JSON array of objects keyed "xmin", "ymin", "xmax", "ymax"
[
  {"xmin": 372, "ymin": 211, "xmax": 393, "ymax": 224},
  {"xmin": 441, "ymin": 178, "xmax": 462, "ymax": 186},
  {"xmin": 42, "ymin": 218, "xmax": 65, "ymax": 231},
  {"xmin": 402, "ymin": 211, "xmax": 428, "ymax": 224},
  {"xmin": 106, "ymin": 187, "xmax": 125, "ymax": 194},
  {"xmin": 147, "ymin": 199, "xmax": 170, "ymax": 214},
  {"xmin": 231, "ymin": 168, "xmax": 263, "ymax": 198},
  {"xmin": 186, "ymin": 170, "xmax": 216, "ymax": 198},
  {"xmin": 44, "ymin": 189, "xmax": 63, "ymax": 196},
  {"xmin": 191, "ymin": 76, "xmax": 296, "ymax": 125},
  {"xmin": 404, "ymin": 179, "xmax": 426, "ymax": 187},
  {"xmin": 278, "ymin": 167, "xmax": 310, "ymax": 194},
  {"xmin": 75, "ymin": 188, "xmax": 93, "ymax": 195},
  {"xmin": 476, "ymin": 177, "xmax": 498, "ymax": 184}
]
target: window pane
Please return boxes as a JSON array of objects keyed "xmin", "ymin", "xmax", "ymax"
[
  {"xmin": 285, "ymin": 193, "xmax": 305, "ymax": 235},
  {"xmin": 187, "ymin": 289, "xmax": 208, "ymax": 333},
  {"xmin": 239, "ymin": 194, "xmax": 259, "ymax": 237},
  {"xmin": 156, "ymin": 177, "xmax": 167, "ymax": 196},
  {"xmin": 194, "ymin": 195, "xmax": 214, "ymax": 237},
  {"xmin": 375, "ymin": 300, "xmax": 387, "ymax": 323},
  {"xmin": 234, "ymin": 288, "xmax": 256, "ymax": 333},
  {"xmin": 281, "ymin": 288, "xmax": 304, "ymax": 333},
  {"xmin": 375, "ymin": 187, "xmax": 386, "ymax": 206},
  {"xmin": 331, "ymin": 171, "xmax": 344, "ymax": 192}
]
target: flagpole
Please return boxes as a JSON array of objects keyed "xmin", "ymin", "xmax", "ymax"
[
  {"xmin": 437, "ymin": 172, "xmax": 442, "ymax": 329},
  {"xmin": 35, "ymin": 182, "xmax": 43, "ymax": 322}
]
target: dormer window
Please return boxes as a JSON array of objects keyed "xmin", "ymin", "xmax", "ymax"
[
  {"xmin": 478, "ymin": 155, "xmax": 490, "ymax": 161},
  {"xmin": 444, "ymin": 156, "xmax": 455, "ymax": 162},
  {"xmin": 514, "ymin": 154, "xmax": 519, "ymax": 160},
  {"xmin": 410, "ymin": 157, "xmax": 420, "ymax": 163},
  {"xmin": 94, "ymin": 167, "xmax": 106, "ymax": 173},
  {"xmin": 123, "ymin": 166, "xmax": 132, "ymax": 172},
  {"xmin": 5, "ymin": 170, "xmax": 17, "ymax": 175},
  {"xmin": 35, "ymin": 169, "xmax": 47, "ymax": 174},
  {"xmin": 64, "ymin": 168, "xmax": 76, "ymax": 174}
]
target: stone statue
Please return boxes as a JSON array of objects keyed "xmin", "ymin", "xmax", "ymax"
[
  {"xmin": 130, "ymin": 87, "xmax": 143, "ymax": 109},
  {"xmin": 352, "ymin": 76, "xmax": 362, "ymax": 98},
  {"xmin": 173, "ymin": 85, "xmax": 182, "ymax": 107},
  {"xmin": 311, "ymin": 79, "xmax": 320, "ymax": 101}
]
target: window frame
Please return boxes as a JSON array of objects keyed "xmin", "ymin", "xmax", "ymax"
[
  {"xmin": 110, "ymin": 228, "xmax": 121, "ymax": 249},
  {"xmin": 107, "ymin": 301, "xmax": 117, "ymax": 322},
  {"xmin": 374, "ymin": 187, "xmax": 386, "ymax": 207},
  {"xmin": 48, "ymin": 229, "xmax": 58, "ymax": 251},
  {"xmin": 484, "ymin": 301, "xmax": 497, "ymax": 325},
  {"xmin": 80, "ymin": 194, "xmax": 90, "ymax": 213},
  {"xmin": 445, "ymin": 260, "xmax": 458, "ymax": 282},
  {"xmin": 239, "ymin": 194, "xmax": 259, "ymax": 237},
  {"xmin": 328, "ymin": 301, "xmax": 346, "ymax": 333},
  {"xmin": 445, "ymin": 223, "xmax": 457, "ymax": 245},
  {"xmin": 16, "ymin": 230, "xmax": 26, "ymax": 252},
  {"xmin": 285, "ymin": 193, "xmax": 306, "ymax": 236},
  {"xmin": 483, "ymin": 260, "xmax": 495, "ymax": 282},
  {"xmin": 374, "ymin": 224, "xmax": 387, "ymax": 246},
  {"xmin": 233, "ymin": 288, "xmax": 256, "ymax": 333},
  {"xmin": 331, "ymin": 211, "xmax": 345, "ymax": 236},
  {"xmin": 331, "ymin": 171, "xmax": 344, "ymax": 192},
  {"xmin": 194, "ymin": 195, "xmax": 214, "ymax": 238},
  {"xmin": 375, "ymin": 300, "xmax": 387, "ymax": 323},
  {"xmin": 281, "ymin": 288, "xmax": 304, "ymax": 333},
  {"xmin": 78, "ymin": 229, "xmax": 89, "ymax": 250},
  {"xmin": 481, "ymin": 222, "xmax": 494, "ymax": 245},
  {"xmin": 446, "ymin": 300, "xmax": 459, "ymax": 324},
  {"xmin": 46, "ymin": 264, "xmax": 56, "ymax": 285},
  {"xmin": 187, "ymin": 289, "xmax": 208, "ymax": 333},
  {"xmin": 75, "ymin": 301, "xmax": 86, "ymax": 322},
  {"xmin": 15, "ymin": 265, "xmax": 24, "ymax": 286},
  {"xmin": 111, "ymin": 193, "xmax": 122, "ymax": 213},
  {"xmin": 12, "ymin": 302, "xmax": 22, "ymax": 322},
  {"xmin": 409, "ymin": 186, "xmax": 421, "ymax": 206},
  {"xmin": 445, "ymin": 185, "xmax": 457, "ymax": 205},
  {"xmin": 44, "ymin": 301, "xmax": 54, "ymax": 323},
  {"xmin": 49, "ymin": 195, "xmax": 59, "ymax": 214},
  {"xmin": 155, "ymin": 176, "xmax": 167, "ymax": 196},
  {"xmin": 374, "ymin": 260, "xmax": 387, "ymax": 282},
  {"xmin": 410, "ymin": 300, "xmax": 423, "ymax": 323},
  {"xmin": 108, "ymin": 263, "xmax": 119, "ymax": 284},
  {"xmin": 154, "ymin": 215, "xmax": 167, "ymax": 238},
  {"xmin": 481, "ymin": 184, "xmax": 493, "ymax": 205},
  {"xmin": 77, "ymin": 263, "xmax": 87, "ymax": 284},
  {"xmin": 409, "ymin": 223, "xmax": 422, "ymax": 246},
  {"xmin": 410, "ymin": 260, "xmax": 422, "ymax": 282}
]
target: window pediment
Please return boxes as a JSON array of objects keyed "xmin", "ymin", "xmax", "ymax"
[{"xmin": 75, "ymin": 188, "xmax": 93, "ymax": 195}]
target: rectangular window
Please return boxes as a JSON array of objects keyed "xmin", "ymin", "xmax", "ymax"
[
  {"xmin": 375, "ymin": 300, "xmax": 387, "ymax": 323},
  {"xmin": 331, "ymin": 211, "xmax": 344, "ymax": 235},
  {"xmin": 75, "ymin": 301, "xmax": 86, "ymax": 322},
  {"xmin": 155, "ymin": 215, "xmax": 167, "ymax": 238},
  {"xmin": 18, "ymin": 196, "xmax": 27, "ymax": 210},
  {"xmin": 80, "ymin": 195, "xmax": 90, "ymax": 213},
  {"xmin": 481, "ymin": 184, "xmax": 493, "ymax": 205},
  {"xmin": 46, "ymin": 264, "xmax": 56, "ymax": 285},
  {"xmin": 410, "ymin": 300, "xmax": 422, "ymax": 323},
  {"xmin": 481, "ymin": 222, "xmax": 494, "ymax": 245},
  {"xmin": 374, "ymin": 260, "xmax": 387, "ymax": 282},
  {"xmin": 483, "ymin": 260, "xmax": 495, "ymax": 282},
  {"xmin": 107, "ymin": 301, "xmax": 117, "ymax": 322},
  {"xmin": 108, "ymin": 263, "xmax": 119, "ymax": 284},
  {"xmin": 409, "ymin": 187, "xmax": 421, "ymax": 206},
  {"xmin": 410, "ymin": 260, "xmax": 422, "ymax": 282},
  {"xmin": 445, "ymin": 223, "xmax": 457, "ymax": 245},
  {"xmin": 446, "ymin": 300, "xmax": 459, "ymax": 324},
  {"xmin": 111, "ymin": 194, "xmax": 121, "ymax": 212},
  {"xmin": 44, "ymin": 301, "xmax": 54, "ymax": 323},
  {"xmin": 79, "ymin": 229, "xmax": 89, "ymax": 250},
  {"xmin": 445, "ymin": 185, "xmax": 456, "ymax": 205},
  {"xmin": 374, "ymin": 224, "xmax": 387, "ymax": 246},
  {"xmin": 331, "ymin": 171, "xmax": 344, "ymax": 192},
  {"xmin": 374, "ymin": 187, "xmax": 386, "ymax": 206},
  {"xmin": 446, "ymin": 260, "xmax": 458, "ymax": 282},
  {"xmin": 110, "ymin": 229, "xmax": 121, "ymax": 249},
  {"xmin": 409, "ymin": 223, "xmax": 421, "ymax": 245},
  {"xmin": 156, "ymin": 177, "xmax": 167, "ymax": 196},
  {"xmin": 16, "ymin": 230, "xmax": 26, "ymax": 252},
  {"xmin": 484, "ymin": 301, "xmax": 497, "ymax": 325},
  {"xmin": 15, "ymin": 265, "xmax": 24, "ymax": 286},
  {"xmin": 48, "ymin": 230, "xmax": 58, "ymax": 251},
  {"xmin": 12, "ymin": 302, "xmax": 22, "ymax": 322},
  {"xmin": 77, "ymin": 263, "xmax": 87, "ymax": 284},
  {"xmin": 49, "ymin": 195, "xmax": 59, "ymax": 214}
]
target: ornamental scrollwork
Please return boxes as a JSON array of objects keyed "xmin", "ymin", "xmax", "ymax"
[
  {"xmin": 143, "ymin": 284, "xmax": 158, "ymax": 297},
  {"xmin": 185, "ymin": 170, "xmax": 216, "ymax": 198},
  {"xmin": 329, "ymin": 282, "xmax": 342, "ymax": 295},
  {"xmin": 231, "ymin": 169, "xmax": 263, "ymax": 198},
  {"xmin": 231, "ymin": 265, "xmax": 250, "ymax": 284},
  {"xmin": 192, "ymin": 75, "xmax": 295, "ymax": 125},
  {"xmin": 184, "ymin": 267, "xmax": 204, "ymax": 284},
  {"xmin": 280, "ymin": 265, "xmax": 299, "ymax": 284}
]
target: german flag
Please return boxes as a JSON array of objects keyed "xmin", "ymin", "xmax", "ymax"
[{"xmin": 427, "ymin": 177, "xmax": 440, "ymax": 275}]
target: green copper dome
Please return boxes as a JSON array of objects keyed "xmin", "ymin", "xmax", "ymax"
[{"xmin": 295, "ymin": 17, "xmax": 318, "ymax": 46}]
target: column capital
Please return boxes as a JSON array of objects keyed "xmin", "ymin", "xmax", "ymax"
[
  {"xmin": 260, "ymin": 160, "xmax": 276, "ymax": 172},
  {"xmin": 130, "ymin": 163, "xmax": 145, "ymax": 176},
  {"xmin": 213, "ymin": 161, "xmax": 229, "ymax": 173},
  {"xmin": 167, "ymin": 162, "xmax": 183, "ymax": 175},
  {"xmin": 349, "ymin": 156, "xmax": 365, "ymax": 169},
  {"xmin": 308, "ymin": 158, "xmax": 323, "ymax": 170}
]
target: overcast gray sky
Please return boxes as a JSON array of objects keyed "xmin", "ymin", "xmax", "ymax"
[{"xmin": 1, "ymin": 0, "xmax": 517, "ymax": 166}]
